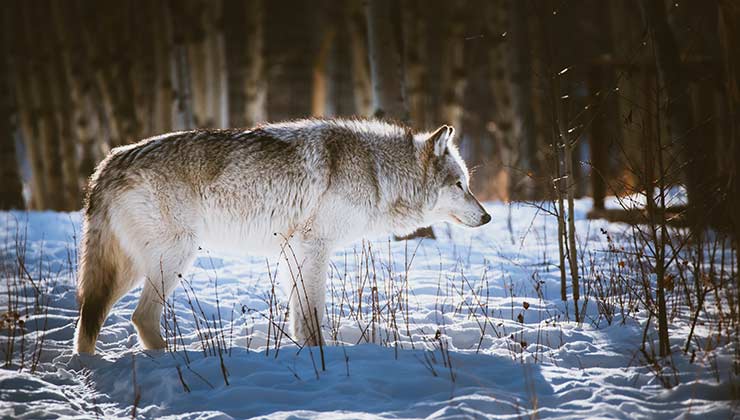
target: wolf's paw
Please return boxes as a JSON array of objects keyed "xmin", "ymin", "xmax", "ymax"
[
  {"xmin": 132, "ymin": 319, "xmax": 166, "ymax": 350},
  {"xmin": 138, "ymin": 333, "xmax": 166, "ymax": 350}
]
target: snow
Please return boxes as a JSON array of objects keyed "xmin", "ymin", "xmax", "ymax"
[{"xmin": 0, "ymin": 199, "xmax": 736, "ymax": 419}]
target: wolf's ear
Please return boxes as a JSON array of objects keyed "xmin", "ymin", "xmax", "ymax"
[{"xmin": 427, "ymin": 125, "xmax": 455, "ymax": 157}]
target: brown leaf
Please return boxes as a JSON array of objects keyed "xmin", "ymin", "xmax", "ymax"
[{"xmin": 663, "ymin": 274, "xmax": 675, "ymax": 291}]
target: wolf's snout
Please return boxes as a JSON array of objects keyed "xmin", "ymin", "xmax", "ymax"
[{"xmin": 480, "ymin": 213, "xmax": 491, "ymax": 225}]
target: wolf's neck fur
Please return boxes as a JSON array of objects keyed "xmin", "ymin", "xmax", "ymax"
[{"xmin": 374, "ymin": 139, "xmax": 436, "ymax": 235}]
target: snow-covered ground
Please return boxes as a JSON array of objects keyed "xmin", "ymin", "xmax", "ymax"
[{"xmin": 0, "ymin": 199, "xmax": 737, "ymax": 419}]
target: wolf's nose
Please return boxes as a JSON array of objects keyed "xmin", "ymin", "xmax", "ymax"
[{"xmin": 480, "ymin": 213, "xmax": 491, "ymax": 225}]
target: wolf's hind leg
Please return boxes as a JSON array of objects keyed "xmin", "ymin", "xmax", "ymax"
[
  {"xmin": 76, "ymin": 264, "xmax": 140, "ymax": 354},
  {"xmin": 75, "ymin": 213, "xmax": 142, "ymax": 354},
  {"xmin": 132, "ymin": 242, "xmax": 196, "ymax": 350},
  {"xmin": 284, "ymin": 239, "xmax": 330, "ymax": 347}
]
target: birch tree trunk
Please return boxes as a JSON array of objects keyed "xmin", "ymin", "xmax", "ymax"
[
  {"xmin": 224, "ymin": 0, "xmax": 266, "ymax": 127},
  {"xmin": 312, "ymin": 10, "xmax": 335, "ymax": 118},
  {"xmin": 244, "ymin": 0, "xmax": 267, "ymax": 126},
  {"xmin": 168, "ymin": 0, "xmax": 195, "ymax": 130},
  {"xmin": 348, "ymin": 0, "xmax": 373, "ymax": 117},
  {"xmin": 366, "ymin": 0, "xmax": 407, "ymax": 121}
]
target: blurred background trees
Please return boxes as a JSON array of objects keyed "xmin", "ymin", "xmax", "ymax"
[{"xmin": 0, "ymin": 0, "xmax": 736, "ymax": 241}]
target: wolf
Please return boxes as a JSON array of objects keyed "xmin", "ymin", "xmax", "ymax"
[{"xmin": 74, "ymin": 118, "xmax": 491, "ymax": 354}]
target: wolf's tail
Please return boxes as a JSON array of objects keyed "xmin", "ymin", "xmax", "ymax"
[{"xmin": 74, "ymin": 200, "xmax": 132, "ymax": 354}]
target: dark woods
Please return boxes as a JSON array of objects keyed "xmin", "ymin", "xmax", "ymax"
[{"xmin": 0, "ymin": 0, "xmax": 738, "ymax": 242}]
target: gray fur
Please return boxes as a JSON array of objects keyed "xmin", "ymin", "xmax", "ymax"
[{"xmin": 75, "ymin": 118, "xmax": 490, "ymax": 353}]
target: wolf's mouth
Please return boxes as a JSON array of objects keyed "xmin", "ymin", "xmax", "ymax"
[{"xmin": 449, "ymin": 213, "xmax": 473, "ymax": 226}]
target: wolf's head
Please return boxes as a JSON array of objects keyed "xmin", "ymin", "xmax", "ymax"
[{"xmin": 416, "ymin": 125, "xmax": 491, "ymax": 228}]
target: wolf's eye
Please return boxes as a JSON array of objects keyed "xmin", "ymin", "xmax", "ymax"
[{"xmin": 455, "ymin": 181, "xmax": 464, "ymax": 190}]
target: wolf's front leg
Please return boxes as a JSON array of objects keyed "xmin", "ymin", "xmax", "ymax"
[{"xmin": 282, "ymin": 239, "xmax": 330, "ymax": 347}]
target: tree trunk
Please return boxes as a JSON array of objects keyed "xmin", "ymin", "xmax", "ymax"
[
  {"xmin": 186, "ymin": 1, "xmax": 209, "ymax": 127},
  {"xmin": 98, "ymin": 2, "xmax": 139, "ymax": 146},
  {"xmin": 54, "ymin": 1, "xmax": 102, "ymax": 183},
  {"xmin": 402, "ymin": 0, "xmax": 427, "ymax": 129},
  {"xmin": 12, "ymin": 5, "xmax": 45, "ymax": 209},
  {"xmin": 608, "ymin": 1, "xmax": 646, "ymax": 194},
  {"xmin": 173, "ymin": 33, "xmax": 195, "ymax": 130},
  {"xmin": 78, "ymin": 2, "xmax": 123, "ymax": 148},
  {"xmin": 594, "ymin": 3, "xmax": 622, "ymax": 205},
  {"xmin": 48, "ymin": 54, "xmax": 81, "ymax": 210},
  {"xmin": 311, "ymin": 10, "xmax": 335, "ymax": 117},
  {"xmin": 48, "ymin": 1, "xmax": 81, "ymax": 210},
  {"xmin": 168, "ymin": 0, "xmax": 195, "ymax": 130},
  {"xmin": 348, "ymin": 0, "xmax": 373, "ymax": 117},
  {"xmin": 508, "ymin": 0, "xmax": 540, "ymax": 200},
  {"xmin": 366, "ymin": 0, "xmax": 407, "ymax": 121},
  {"xmin": 0, "ymin": 93, "xmax": 23, "ymax": 209},
  {"xmin": 528, "ymin": 3, "xmax": 553, "ymax": 200},
  {"xmin": 223, "ymin": 0, "xmax": 247, "ymax": 127},
  {"xmin": 440, "ymin": 2, "xmax": 467, "ymax": 132},
  {"xmin": 130, "ymin": 2, "xmax": 157, "ymax": 138},
  {"xmin": 0, "ymin": 7, "xmax": 24, "ymax": 209},
  {"xmin": 485, "ymin": 1, "xmax": 516, "ymax": 201},
  {"xmin": 244, "ymin": 0, "xmax": 267, "ymax": 126},
  {"xmin": 24, "ymin": 3, "xmax": 66, "ymax": 210},
  {"xmin": 565, "ymin": 128, "xmax": 580, "ymax": 320},
  {"xmin": 153, "ymin": 0, "xmax": 174, "ymax": 134},
  {"xmin": 224, "ymin": 0, "xmax": 266, "ymax": 127},
  {"xmin": 203, "ymin": 1, "xmax": 228, "ymax": 128},
  {"xmin": 640, "ymin": 0, "xmax": 707, "ymax": 235},
  {"xmin": 326, "ymin": 4, "xmax": 354, "ymax": 117},
  {"xmin": 588, "ymin": 66, "xmax": 609, "ymax": 210},
  {"xmin": 718, "ymin": 0, "xmax": 740, "ymax": 308}
]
